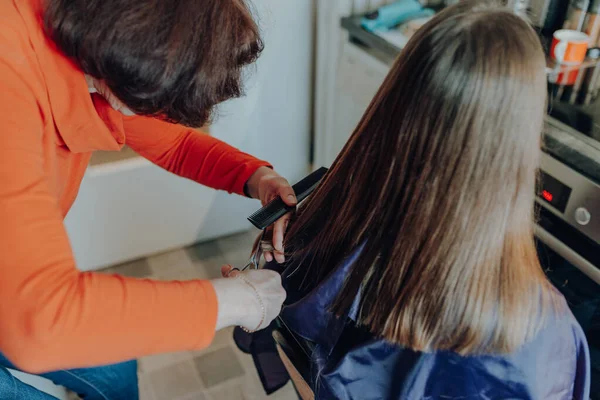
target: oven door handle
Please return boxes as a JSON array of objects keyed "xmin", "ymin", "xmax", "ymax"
[{"xmin": 535, "ymin": 225, "xmax": 600, "ymax": 285}]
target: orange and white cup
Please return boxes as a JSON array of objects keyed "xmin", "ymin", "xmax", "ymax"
[{"xmin": 551, "ymin": 30, "xmax": 589, "ymax": 65}]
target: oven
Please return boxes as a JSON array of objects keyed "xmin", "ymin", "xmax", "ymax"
[
  {"xmin": 537, "ymin": 117, "xmax": 600, "ymax": 399},
  {"xmin": 536, "ymin": 147, "xmax": 600, "ymax": 287}
]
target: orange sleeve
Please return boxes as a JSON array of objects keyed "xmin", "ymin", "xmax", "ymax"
[
  {"xmin": 123, "ymin": 116, "xmax": 272, "ymax": 196},
  {"xmin": 0, "ymin": 55, "xmax": 218, "ymax": 373}
]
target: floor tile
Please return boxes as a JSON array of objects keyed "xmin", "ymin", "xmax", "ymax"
[
  {"xmin": 99, "ymin": 258, "xmax": 152, "ymax": 278},
  {"xmin": 217, "ymin": 230, "xmax": 258, "ymax": 249},
  {"xmin": 138, "ymin": 375, "xmax": 157, "ymax": 400},
  {"xmin": 206, "ymin": 372, "xmax": 274, "ymax": 400},
  {"xmin": 144, "ymin": 360, "xmax": 204, "ymax": 400},
  {"xmin": 194, "ymin": 347, "xmax": 245, "ymax": 389},
  {"xmin": 156, "ymin": 264, "xmax": 202, "ymax": 281},
  {"xmin": 210, "ymin": 326, "xmax": 236, "ymax": 349},
  {"xmin": 216, "ymin": 231, "xmax": 258, "ymax": 260},
  {"xmin": 217, "ymin": 230, "xmax": 265, "ymax": 269},
  {"xmin": 188, "ymin": 327, "xmax": 235, "ymax": 361},
  {"xmin": 139, "ymin": 351, "xmax": 193, "ymax": 374},
  {"xmin": 186, "ymin": 241, "xmax": 223, "ymax": 262},
  {"xmin": 147, "ymin": 248, "xmax": 194, "ymax": 270},
  {"xmin": 218, "ymin": 249, "xmax": 252, "ymax": 271},
  {"xmin": 176, "ymin": 391, "xmax": 208, "ymax": 400},
  {"xmin": 147, "ymin": 248, "xmax": 200, "ymax": 281},
  {"xmin": 191, "ymin": 254, "xmax": 230, "ymax": 280},
  {"xmin": 206, "ymin": 381, "xmax": 246, "ymax": 400}
]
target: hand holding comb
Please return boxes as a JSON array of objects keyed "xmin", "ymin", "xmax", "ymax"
[{"xmin": 247, "ymin": 167, "xmax": 328, "ymax": 230}]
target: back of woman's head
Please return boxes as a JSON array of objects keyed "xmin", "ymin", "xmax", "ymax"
[
  {"xmin": 287, "ymin": 0, "xmax": 553, "ymax": 355},
  {"xmin": 45, "ymin": 0, "xmax": 263, "ymax": 127}
]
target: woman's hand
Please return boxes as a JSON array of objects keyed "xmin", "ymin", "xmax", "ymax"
[
  {"xmin": 245, "ymin": 167, "xmax": 297, "ymax": 263},
  {"xmin": 211, "ymin": 266, "xmax": 286, "ymax": 332}
]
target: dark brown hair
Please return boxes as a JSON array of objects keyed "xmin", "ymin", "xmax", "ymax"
[
  {"xmin": 286, "ymin": 1, "xmax": 555, "ymax": 355},
  {"xmin": 45, "ymin": 0, "xmax": 263, "ymax": 127}
]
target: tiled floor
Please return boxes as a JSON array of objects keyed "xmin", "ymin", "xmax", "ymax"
[{"xmin": 99, "ymin": 230, "xmax": 297, "ymax": 400}]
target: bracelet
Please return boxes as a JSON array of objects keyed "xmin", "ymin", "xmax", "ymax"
[{"xmin": 237, "ymin": 275, "xmax": 266, "ymax": 333}]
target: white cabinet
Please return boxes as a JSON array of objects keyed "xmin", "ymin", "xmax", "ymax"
[
  {"xmin": 65, "ymin": 1, "xmax": 313, "ymax": 271},
  {"xmin": 313, "ymin": 1, "xmax": 391, "ymax": 168},
  {"xmin": 65, "ymin": 156, "xmax": 260, "ymax": 271},
  {"xmin": 329, "ymin": 42, "xmax": 389, "ymax": 166}
]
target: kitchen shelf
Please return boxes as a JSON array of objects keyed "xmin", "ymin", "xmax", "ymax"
[
  {"xmin": 546, "ymin": 57, "xmax": 600, "ymax": 75},
  {"xmin": 343, "ymin": 15, "xmax": 600, "ymax": 76}
]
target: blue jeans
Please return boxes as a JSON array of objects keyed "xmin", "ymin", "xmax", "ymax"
[{"xmin": 0, "ymin": 353, "xmax": 138, "ymax": 400}]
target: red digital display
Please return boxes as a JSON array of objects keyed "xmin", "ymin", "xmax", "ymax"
[
  {"xmin": 538, "ymin": 172, "xmax": 571, "ymax": 213},
  {"xmin": 541, "ymin": 190, "xmax": 553, "ymax": 202}
]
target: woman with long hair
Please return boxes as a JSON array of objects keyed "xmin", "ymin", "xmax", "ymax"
[{"xmin": 233, "ymin": 1, "xmax": 591, "ymax": 398}]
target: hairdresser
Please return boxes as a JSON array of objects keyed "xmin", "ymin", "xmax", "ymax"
[{"xmin": 0, "ymin": 0, "xmax": 290, "ymax": 398}]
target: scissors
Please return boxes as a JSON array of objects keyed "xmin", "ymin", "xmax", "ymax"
[{"xmin": 227, "ymin": 230, "xmax": 275, "ymax": 275}]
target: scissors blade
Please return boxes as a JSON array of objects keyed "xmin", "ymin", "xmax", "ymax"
[
  {"xmin": 240, "ymin": 261, "xmax": 255, "ymax": 272},
  {"xmin": 240, "ymin": 230, "xmax": 267, "ymax": 271}
]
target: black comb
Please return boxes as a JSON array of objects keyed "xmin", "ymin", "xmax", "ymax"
[{"xmin": 247, "ymin": 167, "xmax": 328, "ymax": 230}]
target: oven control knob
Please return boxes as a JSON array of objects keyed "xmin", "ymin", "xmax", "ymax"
[{"xmin": 574, "ymin": 207, "xmax": 591, "ymax": 226}]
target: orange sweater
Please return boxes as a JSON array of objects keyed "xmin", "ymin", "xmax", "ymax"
[{"xmin": 0, "ymin": 0, "xmax": 270, "ymax": 372}]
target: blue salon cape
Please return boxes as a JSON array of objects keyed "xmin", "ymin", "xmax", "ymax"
[{"xmin": 235, "ymin": 247, "xmax": 591, "ymax": 399}]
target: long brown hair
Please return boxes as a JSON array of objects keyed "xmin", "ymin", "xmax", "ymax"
[{"xmin": 286, "ymin": 1, "xmax": 554, "ymax": 355}]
